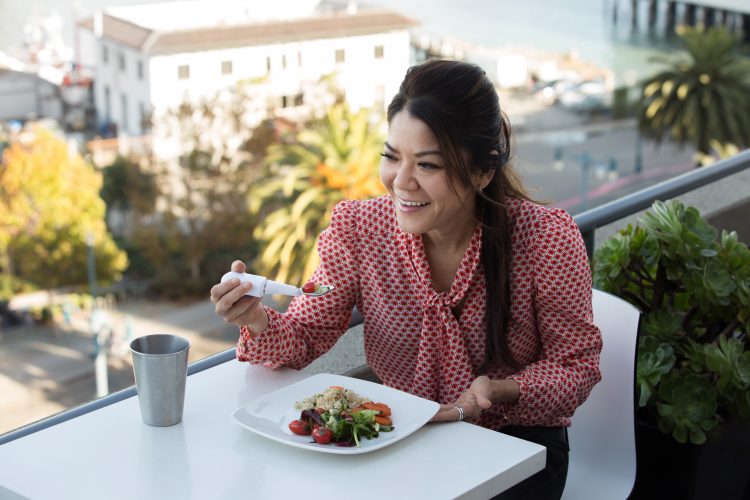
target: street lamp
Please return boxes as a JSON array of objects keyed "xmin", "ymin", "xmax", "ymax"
[
  {"xmin": 86, "ymin": 231, "xmax": 109, "ymax": 397},
  {"xmin": 553, "ymin": 146, "xmax": 565, "ymax": 171},
  {"xmin": 635, "ymin": 132, "xmax": 643, "ymax": 174},
  {"xmin": 86, "ymin": 232, "xmax": 97, "ymax": 298},
  {"xmin": 579, "ymin": 153, "xmax": 592, "ymax": 211}
]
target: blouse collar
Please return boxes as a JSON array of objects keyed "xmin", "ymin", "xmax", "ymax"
[{"xmin": 397, "ymin": 218, "xmax": 483, "ymax": 308}]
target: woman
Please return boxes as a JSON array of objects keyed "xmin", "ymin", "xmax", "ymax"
[{"xmin": 211, "ymin": 59, "xmax": 602, "ymax": 499}]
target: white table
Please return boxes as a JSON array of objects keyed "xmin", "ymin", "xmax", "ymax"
[{"xmin": 0, "ymin": 361, "xmax": 545, "ymax": 500}]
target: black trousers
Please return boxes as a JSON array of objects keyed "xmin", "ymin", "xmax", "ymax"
[{"xmin": 491, "ymin": 425, "xmax": 570, "ymax": 500}]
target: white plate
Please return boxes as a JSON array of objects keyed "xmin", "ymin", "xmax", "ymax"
[{"xmin": 231, "ymin": 373, "xmax": 440, "ymax": 454}]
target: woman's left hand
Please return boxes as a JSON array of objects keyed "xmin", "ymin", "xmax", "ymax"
[{"xmin": 430, "ymin": 375, "xmax": 494, "ymax": 422}]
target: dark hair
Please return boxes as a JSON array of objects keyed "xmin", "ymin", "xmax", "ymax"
[{"xmin": 387, "ymin": 59, "xmax": 528, "ymax": 371}]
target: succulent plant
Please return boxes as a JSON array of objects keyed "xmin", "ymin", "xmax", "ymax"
[{"xmin": 594, "ymin": 200, "xmax": 750, "ymax": 444}]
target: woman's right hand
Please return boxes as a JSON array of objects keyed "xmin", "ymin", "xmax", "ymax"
[{"xmin": 210, "ymin": 260, "xmax": 269, "ymax": 336}]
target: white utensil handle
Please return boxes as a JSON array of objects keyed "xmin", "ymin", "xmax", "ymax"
[
  {"xmin": 265, "ymin": 280, "xmax": 302, "ymax": 297},
  {"xmin": 220, "ymin": 272, "xmax": 301, "ymax": 297},
  {"xmin": 220, "ymin": 271, "xmax": 266, "ymax": 297}
]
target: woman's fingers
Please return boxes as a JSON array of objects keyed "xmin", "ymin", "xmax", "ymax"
[
  {"xmin": 225, "ymin": 296, "xmax": 261, "ymax": 324},
  {"xmin": 430, "ymin": 404, "xmax": 460, "ymax": 422},
  {"xmin": 210, "ymin": 278, "xmax": 239, "ymax": 304},
  {"xmin": 214, "ymin": 281, "xmax": 254, "ymax": 316},
  {"xmin": 209, "ymin": 260, "xmax": 261, "ymax": 327}
]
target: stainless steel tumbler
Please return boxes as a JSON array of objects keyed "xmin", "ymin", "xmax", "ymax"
[{"xmin": 130, "ymin": 334, "xmax": 190, "ymax": 426}]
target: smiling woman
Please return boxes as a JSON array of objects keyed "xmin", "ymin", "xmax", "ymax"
[
  {"xmin": 379, "ymin": 113, "xmax": 484, "ymax": 243},
  {"xmin": 211, "ymin": 59, "xmax": 602, "ymax": 500}
]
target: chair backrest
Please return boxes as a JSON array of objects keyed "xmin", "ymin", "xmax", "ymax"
[{"xmin": 561, "ymin": 288, "xmax": 641, "ymax": 500}]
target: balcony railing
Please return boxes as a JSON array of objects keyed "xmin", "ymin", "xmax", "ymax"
[
  {"xmin": 575, "ymin": 149, "xmax": 750, "ymax": 258},
  {"xmin": 2, "ymin": 149, "xmax": 749, "ymax": 446}
]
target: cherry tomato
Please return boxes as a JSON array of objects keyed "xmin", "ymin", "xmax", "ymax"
[
  {"xmin": 288, "ymin": 419, "xmax": 310, "ymax": 436},
  {"xmin": 302, "ymin": 282, "xmax": 316, "ymax": 293},
  {"xmin": 312, "ymin": 426, "xmax": 333, "ymax": 444}
]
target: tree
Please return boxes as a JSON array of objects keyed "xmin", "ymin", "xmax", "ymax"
[
  {"xmin": 100, "ymin": 155, "xmax": 158, "ymax": 238},
  {"xmin": 0, "ymin": 125, "xmax": 127, "ymax": 296},
  {"xmin": 133, "ymin": 86, "xmax": 273, "ymax": 295},
  {"xmin": 250, "ymin": 103, "xmax": 385, "ymax": 287},
  {"xmin": 639, "ymin": 25, "xmax": 750, "ymax": 161}
]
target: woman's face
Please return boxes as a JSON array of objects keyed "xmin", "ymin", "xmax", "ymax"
[{"xmin": 380, "ymin": 110, "xmax": 480, "ymax": 240}]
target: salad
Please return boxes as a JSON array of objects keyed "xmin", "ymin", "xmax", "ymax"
[{"xmin": 288, "ymin": 386, "xmax": 394, "ymax": 447}]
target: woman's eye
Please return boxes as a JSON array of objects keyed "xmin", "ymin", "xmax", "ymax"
[
  {"xmin": 418, "ymin": 162, "xmax": 441, "ymax": 170},
  {"xmin": 380, "ymin": 152, "xmax": 397, "ymax": 162}
]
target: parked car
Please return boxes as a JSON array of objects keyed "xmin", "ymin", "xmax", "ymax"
[
  {"xmin": 559, "ymin": 81, "xmax": 612, "ymax": 114},
  {"xmin": 533, "ymin": 78, "xmax": 580, "ymax": 105}
]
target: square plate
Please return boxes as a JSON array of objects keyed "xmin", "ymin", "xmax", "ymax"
[{"xmin": 231, "ymin": 373, "xmax": 440, "ymax": 454}]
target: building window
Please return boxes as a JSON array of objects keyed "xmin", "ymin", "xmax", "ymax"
[
  {"xmin": 102, "ymin": 46, "xmax": 109, "ymax": 64},
  {"xmin": 104, "ymin": 86, "xmax": 111, "ymax": 120},
  {"xmin": 266, "ymin": 56, "xmax": 271, "ymax": 74},
  {"xmin": 178, "ymin": 65, "xmax": 190, "ymax": 80},
  {"xmin": 281, "ymin": 54, "xmax": 287, "ymax": 69},
  {"xmin": 137, "ymin": 61, "xmax": 144, "ymax": 80},
  {"xmin": 221, "ymin": 60, "xmax": 232, "ymax": 75},
  {"xmin": 118, "ymin": 52, "xmax": 126, "ymax": 72},
  {"xmin": 374, "ymin": 45, "xmax": 384, "ymax": 59},
  {"xmin": 297, "ymin": 51, "xmax": 302, "ymax": 66},
  {"xmin": 121, "ymin": 94, "xmax": 128, "ymax": 132},
  {"xmin": 279, "ymin": 94, "xmax": 304, "ymax": 108},
  {"xmin": 139, "ymin": 102, "xmax": 147, "ymax": 132},
  {"xmin": 335, "ymin": 49, "xmax": 345, "ymax": 63}
]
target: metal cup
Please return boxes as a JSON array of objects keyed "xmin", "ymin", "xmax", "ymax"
[{"xmin": 130, "ymin": 334, "xmax": 190, "ymax": 427}]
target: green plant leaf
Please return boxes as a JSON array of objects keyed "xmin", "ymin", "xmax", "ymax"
[
  {"xmin": 656, "ymin": 371, "xmax": 719, "ymax": 444},
  {"xmin": 642, "ymin": 309, "xmax": 683, "ymax": 342},
  {"xmin": 637, "ymin": 337, "xmax": 676, "ymax": 406}
]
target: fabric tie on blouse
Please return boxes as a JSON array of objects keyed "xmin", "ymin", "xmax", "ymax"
[{"xmin": 402, "ymin": 225, "xmax": 483, "ymax": 404}]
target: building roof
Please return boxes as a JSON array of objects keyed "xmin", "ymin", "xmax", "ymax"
[
  {"xmin": 79, "ymin": 9, "xmax": 417, "ymax": 55},
  {"xmin": 79, "ymin": 14, "xmax": 153, "ymax": 49}
]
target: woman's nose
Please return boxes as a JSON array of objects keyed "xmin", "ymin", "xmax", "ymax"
[{"xmin": 393, "ymin": 163, "xmax": 419, "ymax": 191}]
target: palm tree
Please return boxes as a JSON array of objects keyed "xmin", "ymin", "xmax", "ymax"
[
  {"xmin": 249, "ymin": 103, "xmax": 385, "ymax": 287},
  {"xmin": 639, "ymin": 25, "xmax": 750, "ymax": 161}
]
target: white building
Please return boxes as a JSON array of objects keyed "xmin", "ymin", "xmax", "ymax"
[
  {"xmin": 78, "ymin": 0, "xmax": 416, "ymax": 142},
  {"xmin": 0, "ymin": 67, "xmax": 63, "ymax": 124}
]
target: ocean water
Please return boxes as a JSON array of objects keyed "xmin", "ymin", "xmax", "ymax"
[
  {"xmin": 369, "ymin": 0, "xmax": 686, "ymax": 83},
  {"xmin": 1, "ymin": 0, "xmax": 686, "ymax": 82}
]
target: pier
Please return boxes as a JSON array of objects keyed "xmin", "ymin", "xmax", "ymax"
[{"xmin": 617, "ymin": 0, "xmax": 750, "ymax": 41}]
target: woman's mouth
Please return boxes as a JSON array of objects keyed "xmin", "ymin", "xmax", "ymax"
[{"xmin": 397, "ymin": 198, "xmax": 430, "ymax": 212}]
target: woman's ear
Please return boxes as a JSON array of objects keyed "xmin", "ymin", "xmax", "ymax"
[
  {"xmin": 476, "ymin": 149, "xmax": 500, "ymax": 190},
  {"xmin": 476, "ymin": 170, "xmax": 495, "ymax": 190}
]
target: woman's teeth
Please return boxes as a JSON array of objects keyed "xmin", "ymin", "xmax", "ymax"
[{"xmin": 400, "ymin": 199, "xmax": 429, "ymax": 207}]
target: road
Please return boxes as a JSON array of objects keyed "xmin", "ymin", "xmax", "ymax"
[{"xmin": 502, "ymin": 92, "xmax": 696, "ymax": 214}]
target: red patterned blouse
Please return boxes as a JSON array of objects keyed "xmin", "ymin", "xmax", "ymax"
[{"xmin": 238, "ymin": 196, "xmax": 602, "ymax": 430}]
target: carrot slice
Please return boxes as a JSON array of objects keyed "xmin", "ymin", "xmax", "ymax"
[
  {"xmin": 363, "ymin": 402, "xmax": 391, "ymax": 416},
  {"xmin": 374, "ymin": 415, "xmax": 392, "ymax": 426}
]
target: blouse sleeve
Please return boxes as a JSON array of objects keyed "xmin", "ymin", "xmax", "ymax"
[
  {"xmin": 503, "ymin": 208, "xmax": 603, "ymax": 425},
  {"xmin": 236, "ymin": 200, "xmax": 360, "ymax": 369}
]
